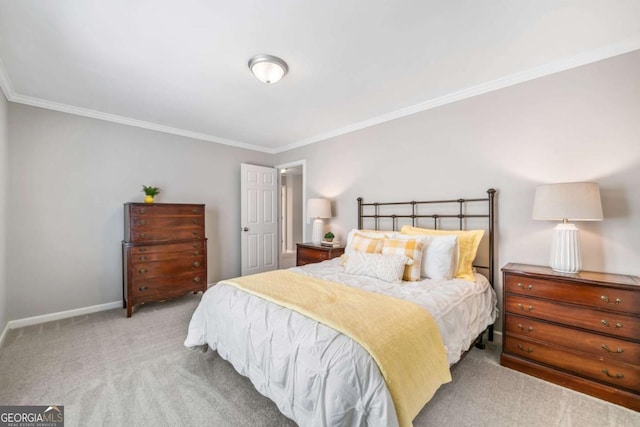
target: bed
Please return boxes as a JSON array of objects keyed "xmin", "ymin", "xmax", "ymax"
[{"xmin": 185, "ymin": 189, "xmax": 498, "ymax": 427}]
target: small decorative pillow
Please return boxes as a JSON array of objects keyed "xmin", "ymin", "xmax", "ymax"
[
  {"xmin": 345, "ymin": 229, "xmax": 390, "ymax": 255},
  {"xmin": 392, "ymin": 233, "xmax": 459, "ymax": 280},
  {"xmin": 348, "ymin": 233, "xmax": 384, "ymax": 254},
  {"xmin": 344, "ymin": 252, "xmax": 412, "ymax": 283},
  {"xmin": 400, "ymin": 226, "xmax": 484, "ymax": 282},
  {"xmin": 381, "ymin": 238, "xmax": 424, "ymax": 281}
]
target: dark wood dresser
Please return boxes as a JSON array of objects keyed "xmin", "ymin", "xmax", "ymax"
[
  {"xmin": 296, "ymin": 243, "xmax": 345, "ymax": 266},
  {"xmin": 122, "ymin": 203, "xmax": 207, "ymax": 317},
  {"xmin": 501, "ymin": 263, "xmax": 640, "ymax": 411}
]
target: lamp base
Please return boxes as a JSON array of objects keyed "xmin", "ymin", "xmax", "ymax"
[
  {"xmin": 550, "ymin": 223, "xmax": 582, "ymax": 273},
  {"xmin": 311, "ymin": 218, "xmax": 324, "ymax": 244}
]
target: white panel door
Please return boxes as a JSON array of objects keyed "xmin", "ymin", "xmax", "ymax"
[{"xmin": 241, "ymin": 163, "xmax": 278, "ymax": 276}]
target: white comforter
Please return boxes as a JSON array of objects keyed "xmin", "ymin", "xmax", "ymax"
[{"xmin": 185, "ymin": 259, "xmax": 497, "ymax": 426}]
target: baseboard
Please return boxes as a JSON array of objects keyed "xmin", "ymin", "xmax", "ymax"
[
  {"xmin": 0, "ymin": 321, "xmax": 9, "ymax": 349},
  {"xmin": 7, "ymin": 301, "xmax": 122, "ymax": 330}
]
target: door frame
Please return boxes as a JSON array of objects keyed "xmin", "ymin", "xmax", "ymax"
[{"xmin": 275, "ymin": 159, "xmax": 307, "ymax": 258}]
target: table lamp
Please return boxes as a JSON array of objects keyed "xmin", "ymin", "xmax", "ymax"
[
  {"xmin": 533, "ymin": 182, "xmax": 603, "ymax": 273},
  {"xmin": 307, "ymin": 198, "xmax": 332, "ymax": 244}
]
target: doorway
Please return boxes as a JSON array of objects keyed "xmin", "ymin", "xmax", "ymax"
[
  {"xmin": 277, "ymin": 161, "xmax": 306, "ymax": 269},
  {"xmin": 240, "ymin": 163, "xmax": 278, "ymax": 276}
]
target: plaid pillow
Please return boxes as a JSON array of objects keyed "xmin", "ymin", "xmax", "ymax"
[
  {"xmin": 349, "ymin": 233, "xmax": 384, "ymax": 254},
  {"xmin": 381, "ymin": 238, "xmax": 424, "ymax": 281},
  {"xmin": 400, "ymin": 226, "xmax": 484, "ymax": 281}
]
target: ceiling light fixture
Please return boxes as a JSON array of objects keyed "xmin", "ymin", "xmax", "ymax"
[{"xmin": 248, "ymin": 54, "xmax": 289, "ymax": 84}]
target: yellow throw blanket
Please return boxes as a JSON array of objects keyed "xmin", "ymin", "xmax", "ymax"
[{"xmin": 222, "ymin": 270, "xmax": 452, "ymax": 427}]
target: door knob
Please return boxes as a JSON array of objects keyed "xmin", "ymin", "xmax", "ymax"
[{"xmin": 242, "ymin": 227, "xmax": 249, "ymax": 232}]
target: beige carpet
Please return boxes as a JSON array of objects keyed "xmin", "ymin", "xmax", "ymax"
[{"xmin": 0, "ymin": 294, "xmax": 638, "ymax": 427}]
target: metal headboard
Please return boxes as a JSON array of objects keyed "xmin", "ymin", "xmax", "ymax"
[
  {"xmin": 357, "ymin": 188, "xmax": 497, "ymax": 289},
  {"xmin": 357, "ymin": 189, "xmax": 496, "ymax": 343}
]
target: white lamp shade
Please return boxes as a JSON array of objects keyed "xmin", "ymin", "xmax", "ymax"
[
  {"xmin": 307, "ymin": 198, "xmax": 332, "ymax": 219},
  {"xmin": 533, "ymin": 182, "xmax": 603, "ymax": 221}
]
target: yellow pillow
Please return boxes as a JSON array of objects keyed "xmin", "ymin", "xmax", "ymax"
[
  {"xmin": 349, "ymin": 234, "xmax": 384, "ymax": 254},
  {"xmin": 381, "ymin": 238, "xmax": 424, "ymax": 282},
  {"xmin": 400, "ymin": 225, "xmax": 484, "ymax": 281}
]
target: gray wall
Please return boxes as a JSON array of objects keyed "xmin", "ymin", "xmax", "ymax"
[
  {"xmin": 0, "ymin": 91, "xmax": 7, "ymax": 333},
  {"xmin": 274, "ymin": 51, "xmax": 640, "ymax": 328},
  {"xmin": 3, "ymin": 50, "xmax": 639, "ymax": 325},
  {"xmin": 291, "ymin": 174, "xmax": 303, "ymax": 246},
  {"xmin": 7, "ymin": 104, "xmax": 271, "ymax": 319}
]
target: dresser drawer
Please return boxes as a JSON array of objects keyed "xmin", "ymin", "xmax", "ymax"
[
  {"xmin": 297, "ymin": 246, "xmax": 331, "ymax": 263},
  {"xmin": 131, "ymin": 248, "xmax": 205, "ymax": 263},
  {"xmin": 128, "ymin": 227, "xmax": 204, "ymax": 242},
  {"xmin": 130, "ymin": 272, "xmax": 206, "ymax": 297},
  {"xmin": 129, "ymin": 204, "xmax": 204, "ymax": 217},
  {"xmin": 130, "ymin": 216, "xmax": 204, "ymax": 229},
  {"xmin": 505, "ymin": 336, "xmax": 640, "ymax": 392},
  {"xmin": 130, "ymin": 240, "xmax": 205, "ymax": 255},
  {"xmin": 505, "ymin": 294, "xmax": 640, "ymax": 341},
  {"xmin": 296, "ymin": 245, "xmax": 345, "ymax": 267},
  {"xmin": 505, "ymin": 274, "xmax": 639, "ymax": 315},
  {"xmin": 131, "ymin": 256, "xmax": 205, "ymax": 280},
  {"xmin": 505, "ymin": 314, "xmax": 640, "ymax": 365}
]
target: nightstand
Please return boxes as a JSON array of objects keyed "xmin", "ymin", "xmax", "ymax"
[
  {"xmin": 501, "ymin": 263, "xmax": 640, "ymax": 411},
  {"xmin": 296, "ymin": 243, "xmax": 345, "ymax": 266}
]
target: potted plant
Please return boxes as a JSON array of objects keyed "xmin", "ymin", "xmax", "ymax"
[
  {"xmin": 142, "ymin": 185, "xmax": 160, "ymax": 203},
  {"xmin": 324, "ymin": 231, "xmax": 335, "ymax": 242}
]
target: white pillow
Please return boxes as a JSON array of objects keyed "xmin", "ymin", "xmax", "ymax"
[
  {"xmin": 345, "ymin": 229, "xmax": 393, "ymax": 255},
  {"xmin": 392, "ymin": 233, "xmax": 459, "ymax": 280},
  {"xmin": 344, "ymin": 252, "xmax": 412, "ymax": 283}
]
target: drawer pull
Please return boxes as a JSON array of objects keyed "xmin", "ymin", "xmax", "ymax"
[
  {"xmin": 601, "ymin": 320, "xmax": 623, "ymax": 329},
  {"xmin": 192, "ymin": 231, "xmax": 198, "ymax": 236},
  {"xmin": 139, "ymin": 286, "xmax": 148, "ymax": 292},
  {"xmin": 601, "ymin": 344, "xmax": 624, "ymax": 354},
  {"xmin": 138, "ymin": 208, "xmax": 146, "ymax": 214},
  {"xmin": 517, "ymin": 303, "xmax": 534, "ymax": 312},
  {"xmin": 138, "ymin": 268, "xmax": 147, "ymax": 274},
  {"xmin": 517, "ymin": 282, "xmax": 533, "ymax": 290},
  {"xmin": 193, "ymin": 251, "xmax": 199, "ymax": 255},
  {"xmin": 193, "ymin": 277, "xmax": 201, "ymax": 283},
  {"xmin": 139, "ymin": 248, "xmax": 146, "ymax": 252},
  {"xmin": 139, "ymin": 256, "xmax": 147, "ymax": 261},
  {"xmin": 600, "ymin": 296, "xmax": 623, "ymax": 305},
  {"xmin": 193, "ymin": 243, "xmax": 199, "ymax": 247},
  {"xmin": 193, "ymin": 261, "xmax": 201, "ymax": 267},
  {"xmin": 601, "ymin": 369, "xmax": 624, "ymax": 379},
  {"xmin": 192, "ymin": 220, "xmax": 197, "ymax": 224},
  {"xmin": 517, "ymin": 344, "xmax": 533, "ymax": 353},
  {"xmin": 517, "ymin": 324, "xmax": 533, "ymax": 332},
  {"xmin": 192, "ymin": 209, "xmax": 198, "ymax": 213},
  {"xmin": 139, "ymin": 220, "xmax": 146, "ymax": 226},
  {"xmin": 139, "ymin": 233, "xmax": 146, "ymax": 238}
]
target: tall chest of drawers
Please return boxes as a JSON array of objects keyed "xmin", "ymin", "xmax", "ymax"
[
  {"xmin": 122, "ymin": 203, "xmax": 207, "ymax": 317},
  {"xmin": 501, "ymin": 263, "xmax": 640, "ymax": 411}
]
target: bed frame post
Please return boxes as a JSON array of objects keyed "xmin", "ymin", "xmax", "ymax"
[
  {"xmin": 487, "ymin": 188, "xmax": 496, "ymax": 342},
  {"xmin": 357, "ymin": 197, "xmax": 363, "ymax": 229}
]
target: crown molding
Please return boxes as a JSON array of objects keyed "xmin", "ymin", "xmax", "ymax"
[
  {"xmin": 0, "ymin": 56, "xmax": 16, "ymax": 101},
  {"xmin": 273, "ymin": 37, "xmax": 640, "ymax": 153},
  {"xmin": 2, "ymin": 37, "xmax": 639, "ymax": 155},
  {"xmin": 8, "ymin": 93, "xmax": 274, "ymax": 153}
]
